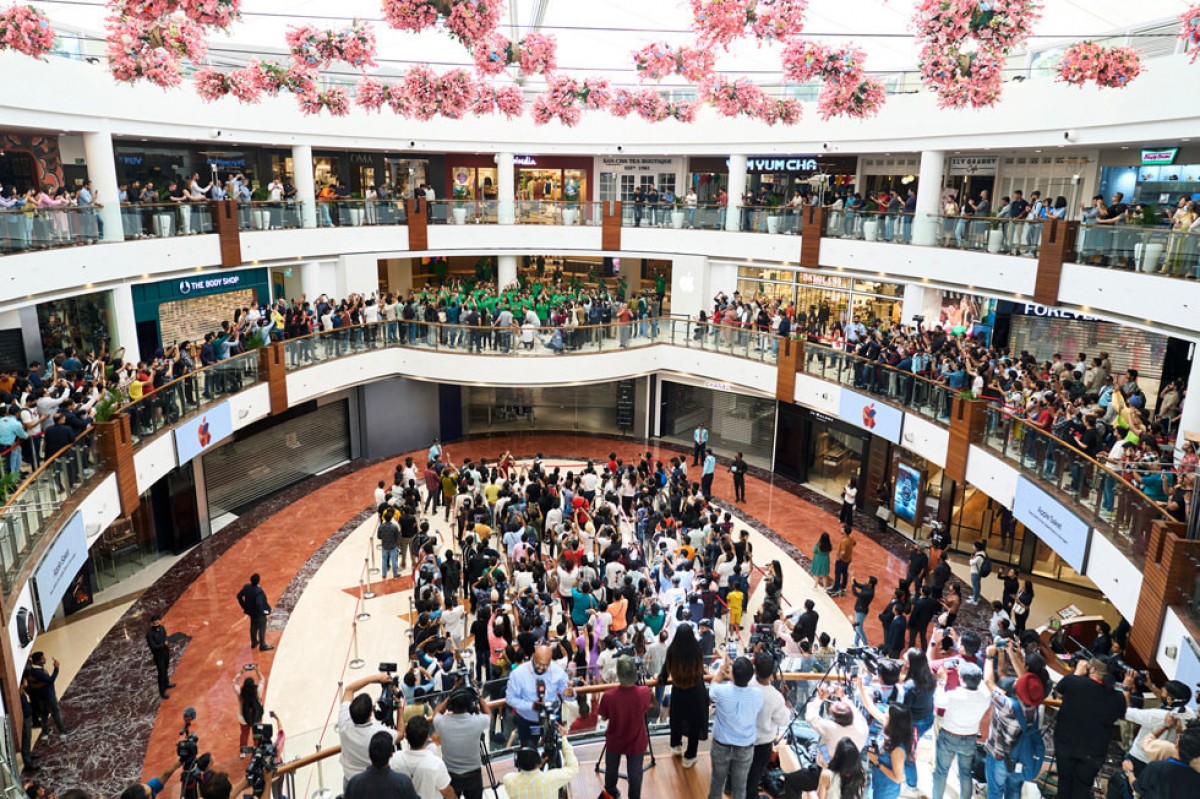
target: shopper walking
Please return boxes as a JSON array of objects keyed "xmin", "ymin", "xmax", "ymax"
[
  {"xmin": 830, "ymin": 525, "xmax": 855, "ymax": 596},
  {"xmin": 146, "ymin": 615, "xmax": 176, "ymax": 700},
  {"xmin": 236, "ymin": 573, "xmax": 273, "ymax": 651}
]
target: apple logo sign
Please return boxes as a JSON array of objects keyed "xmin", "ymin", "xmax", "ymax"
[{"xmin": 679, "ymin": 272, "xmax": 696, "ymax": 293}]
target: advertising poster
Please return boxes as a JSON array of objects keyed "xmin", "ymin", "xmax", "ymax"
[
  {"xmin": 33, "ymin": 511, "xmax": 89, "ymax": 630},
  {"xmin": 1012, "ymin": 476, "xmax": 1092, "ymax": 573},
  {"xmin": 174, "ymin": 400, "xmax": 234, "ymax": 465},
  {"xmin": 892, "ymin": 462, "xmax": 923, "ymax": 523},
  {"xmin": 837, "ymin": 388, "xmax": 903, "ymax": 444},
  {"xmin": 61, "ymin": 558, "xmax": 96, "ymax": 618}
]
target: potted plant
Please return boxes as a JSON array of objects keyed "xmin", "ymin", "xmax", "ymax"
[
  {"xmin": 987, "ymin": 219, "xmax": 1005, "ymax": 253},
  {"xmin": 671, "ymin": 196, "xmax": 686, "ymax": 229},
  {"xmin": 765, "ymin": 194, "xmax": 783, "ymax": 234},
  {"xmin": 250, "ymin": 186, "xmax": 271, "ymax": 230},
  {"xmin": 1133, "ymin": 204, "xmax": 1164, "ymax": 273},
  {"xmin": 451, "ymin": 183, "xmax": 471, "ymax": 225},
  {"xmin": 348, "ymin": 192, "xmax": 365, "ymax": 227},
  {"xmin": 561, "ymin": 179, "xmax": 580, "ymax": 226}
]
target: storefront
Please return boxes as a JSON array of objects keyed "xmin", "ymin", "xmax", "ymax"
[
  {"xmin": 745, "ymin": 155, "xmax": 858, "ymax": 203},
  {"xmin": 1099, "ymin": 145, "xmax": 1200, "ymax": 208},
  {"xmin": 35, "ymin": 290, "xmax": 119, "ymax": 358},
  {"xmin": 859, "ymin": 154, "xmax": 920, "ymax": 198},
  {"xmin": 995, "ymin": 300, "xmax": 1175, "ymax": 406},
  {"xmin": 992, "ymin": 153, "xmax": 1094, "ymax": 212},
  {"xmin": 658, "ymin": 379, "xmax": 777, "ymax": 468},
  {"xmin": 943, "ymin": 155, "xmax": 997, "ymax": 206},
  {"xmin": 595, "ymin": 156, "xmax": 686, "ymax": 202},
  {"xmin": 114, "ymin": 142, "xmax": 293, "ymax": 193},
  {"xmin": 444, "ymin": 154, "xmax": 591, "ymax": 205},
  {"xmin": 463, "ymin": 380, "xmax": 649, "ymax": 438},
  {"xmin": 130, "ymin": 268, "xmax": 271, "ymax": 356},
  {"xmin": 686, "ymin": 156, "xmax": 729, "ymax": 204},
  {"xmin": 733, "ymin": 266, "xmax": 904, "ymax": 329}
]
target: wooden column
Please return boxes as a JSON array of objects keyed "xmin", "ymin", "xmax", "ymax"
[
  {"xmin": 1033, "ymin": 218, "xmax": 1079, "ymax": 307},
  {"xmin": 208, "ymin": 200, "xmax": 242, "ymax": 268},
  {"xmin": 95, "ymin": 413, "xmax": 139, "ymax": 516},
  {"xmin": 602, "ymin": 201, "xmax": 623, "ymax": 251},
  {"xmin": 775, "ymin": 337, "xmax": 804, "ymax": 402},
  {"xmin": 799, "ymin": 205, "xmax": 826, "ymax": 269},
  {"xmin": 406, "ymin": 198, "xmax": 428, "ymax": 251},
  {"xmin": 1128, "ymin": 519, "xmax": 1199, "ymax": 671},
  {"xmin": 945, "ymin": 396, "xmax": 989, "ymax": 483},
  {"xmin": 260, "ymin": 341, "xmax": 289, "ymax": 416}
]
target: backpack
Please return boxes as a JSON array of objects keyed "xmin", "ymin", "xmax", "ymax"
[
  {"xmin": 978, "ymin": 554, "xmax": 993, "ymax": 578},
  {"xmin": 1008, "ymin": 698, "xmax": 1045, "ymax": 782}
]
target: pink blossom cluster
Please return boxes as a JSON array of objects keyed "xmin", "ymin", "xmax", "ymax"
[
  {"xmin": 700, "ymin": 75, "xmax": 767, "ymax": 117},
  {"xmin": 517, "ymin": 32, "xmax": 557, "ymax": 76},
  {"xmin": 1056, "ymin": 41, "xmax": 1142, "ymax": 89},
  {"xmin": 182, "ymin": 0, "xmax": 239, "ymax": 29},
  {"xmin": 578, "ymin": 77, "xmax": 613, "ymax": 110},
  {"xmin": 608, "ymin": 88, "xmax": 638, "ymax": 117},
  {"xmin": 286, "ymin": 19, "xmax": 376, "ymax": 70},
  {"xmin": 635, "ymin": 89, "xmax": 668, "ymax": 122},
  {"xmin": 912, "ymin": 0, "xmax": 1040, "ymax": 108},
  {"xmin": 816, "ymin": 76, "xmax": 886, "ymax": 120},
  {"xmin": 0, "ymin": 4, "xmax": 56, "ymax": 59},
  {"xmin": 748, "ymin": 0, "xmax": 808, "ymax": 43},
  {"xmin": 446, "ymin": 0, "xmax": 501, "ymax": 47},
  {"xmin": 193, "ymin": 66, "xmax": 229, "ymax": 101},
  {"xmin": 380, "ymin": 0, "xmax": 440, "ymax": 33},
  {"xmin": 677, "ymin": 47, "xmax": 715, "ymax": 82},
  {"xmin": 355, "ymin": 76, "xmax": 391, "ymax": 111},
  {"xmin": 754, "ymin": 97, "xmax": 802, "ymax": 126},
  {"xmin": 666, "ymin": 100, "xmax": 699, "ymax": 123},
  {"xmin": 1180, "ymin": 5, "xmax": 1200, "ymax": 63},
  {"xmin": 633, "ymin": 42, "xmax": 678, "ymax": 81},
  {"xmin": 225, "ymin": 65, "xmax": 261, "ymax": 102},
  {"xmin": 471, "ymin": 84, "xmax": 525, "ymax": 118},
  {"xmin": 106, "ymin": 12, "xmax": 208, "ymax": 88},
  {"xmin": 298, "ymin": 87, "xmax": 350, "ymax": 117},
  {"xmin": 471, "ymin": 31, "xmax": 557, "ymax": 77},
  {"xmin": 781, "ymin": 39, "xmax": 864, "ymax": 83},
  {"xmin": 689, "ymin": 0, "xmax": 752, "ymax": 49}
]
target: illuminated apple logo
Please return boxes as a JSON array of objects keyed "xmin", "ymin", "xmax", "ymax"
[
  {"xmin": 862, "ymin": 404, "xmax": 877, "ymax": 429},
  {"xmin": 680, "ymin": 272, "xmax": 696, "ymax": 293},
  {"xmin": 197, "ymin": 417, "xmax": 212, "ymax": 447}
]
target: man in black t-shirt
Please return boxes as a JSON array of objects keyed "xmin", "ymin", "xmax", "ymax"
[
  {"xmin": 1136, "ymin": 726, "xmax": 1200, "ymax": 799},
  {"xmin": 1054, "ymin": 658, "xmax": 1127, "ymax": 799}
]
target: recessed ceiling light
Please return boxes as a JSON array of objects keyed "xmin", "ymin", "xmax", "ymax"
[{"xmin": 1121, "ymin": 146, "xmax": 1129, "ymax": 150}]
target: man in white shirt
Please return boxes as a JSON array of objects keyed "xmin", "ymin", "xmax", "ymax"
[
  {"xmin": 391, "ymin": 716, "xmax": 455, "ymax": 799},
  {"xmin": 805, "ymin": 686, "xmax": 868, "ymax": 756},
  {"xmin": 1123, "ymin": 678, "xmax": 1196, "ymax": 775},
  {"xmin": 336, "ymin": 674, "xmax": 398, "ymax": 790},
  {"xmin": 931, "ymin": 662, "xmax": 992, "ymax": 799},
  {"xmin": 746, "ymin": 654, "xmax": 791, "ymax": 799}
]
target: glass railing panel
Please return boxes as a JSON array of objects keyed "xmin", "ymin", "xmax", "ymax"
[
  {"xmin": 824, "ymin": 209, "xmax": 912, "ymax": 243},
  {"xmin": 123, "ymin": 351, "xmax": 261, "ymax": 444},
  {"xmin": 1076, "ymin": 225, "xmax": 1200, "ymax": 279},
  {"xmin": 239, "ymin": 201, "xmax": 305, "ymax": 231}
]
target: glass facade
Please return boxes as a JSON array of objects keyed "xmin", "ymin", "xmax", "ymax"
[
  {"xmin": 36, "ymin": 290, "xmax": 117, "ymax": 357},
  {"xmin": 735, "ymin": 267, "xmax": 904, "ymax": 329}
]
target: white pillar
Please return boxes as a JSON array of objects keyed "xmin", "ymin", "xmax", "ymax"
[
  {"xmin": 1176, "ymin": 343, "xmax": 1200, "ymax": 456},
  {"xmin": 496, "ymin": 152, "xmax": 515, "ymax": 225},
  {"xmin": 300, "ymin": 260, "xmax": 323, "ymax": 302},
  {"xmin": 82, "ymin": 131, "xmax": 123, "ymax": 242},
  {"xmin": 725, "ymin": 154, "xmax": 748, "ymax": 232},
  {"xmin": 498, "ymin": 255, "xmax": 518, "ymax": 290},
  {"xmin": 900, "ymin": 284, "xmax": 943, "ymax": 329},
  {"xmin": 911, "ymin": 150, "xmax": 946, "ymax": 247},
  {"xmin": 292, "ymin": 144, "xmax": 317, "ymax": 229},
  {"xmin": 109, "ymin": 283, "xmax": 141, "ymax": 363}
]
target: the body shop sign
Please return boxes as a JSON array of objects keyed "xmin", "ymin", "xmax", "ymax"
[{"xmin": 1012, "ymin": 476, "xmax": 1091, "ymax": 573}]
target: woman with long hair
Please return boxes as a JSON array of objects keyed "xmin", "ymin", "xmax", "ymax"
[
  {"xmin": 868, "ymin": 704, "xmax": 913, "ymax": 799},
  {"xmin": 660, "ymin": 624, "xmax": 708, "ymax": 768},
  {"xmin": 941, "ymin": 583, "xmax": 962, "ymax": 628},
  {"xmin": 811, "ymin": 532, "xmax": 833, "ymax": 589},
  {"xmin": 470, "ymin": 604, "xmax": 492, "ymax": 685},
  {"xmin": 819, "ymin": 737, "xmax": 866, "ymax": 799},
  {"xmin": 901, "ymin": 648, "xmax": 936, "ymax": 790},
  {"xmin": 232, "ymin": 665, "xmax": 265, "ymax": 748}
]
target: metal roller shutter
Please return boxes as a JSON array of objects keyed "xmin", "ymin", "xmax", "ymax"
[
  {"xmin": 659, "ymin": 380, "xmax": 776, "ymax": 463},
  {"xmin": 203, "ymin": 400, "xmax": 351, "ymax": 518}
]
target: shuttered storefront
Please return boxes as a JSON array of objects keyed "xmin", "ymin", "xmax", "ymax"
[
  {"xmin": 202, "ymin": 400, "xmax": 351, "ymax": 518},
  {"xmin": 659, "ymin": 380, "xmax": 776, "ymax": 465}
]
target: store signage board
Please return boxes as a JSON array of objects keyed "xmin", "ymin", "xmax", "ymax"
[
  {"xmin": 1012, "ymin": 476, "xmax": 1091, "ymax": 574},
  {"xmin": 174, "ymin": 400, "xmax": 234, "ymax": 465},
  {"xmin": 703, "ymin": 380, "xmax": 735, "ymax": 393},
  {"xmin": 948, "ymin": 156, "xmax": 999, "ymax": 176},
  {"xmin": 32, "ymin": 511, "xmax": 88, "ymax": 631},
  {"xmin": 747, "ymin": 157, "xmax": 819, "ymax": 173},
  {"xmin": 1141, "ymin": 148, "xmax": 1179, "ymax": 166},
  {"xmin": 600, "ymin": 157, "xmax": 681, "ymax": 171},
  {"xmin": 513, "ymin": 156, "xmax": 538, "ymax": 166},
  {"xmin": 836, "ymin": 388, "xmax": 903, "ymax": 444},
  {"xmin": 1016, "ymin": 302, "xmax": 1098, "ymax": 322}
]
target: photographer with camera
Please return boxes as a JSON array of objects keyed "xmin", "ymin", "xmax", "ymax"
[
  {"xmin": 806, "ymin": 680, "xmax": 869, "ymax": 756},
  {"xmin": 502, "ymin": 725, "xmax": 578, "ymax": 799},
  {"xmin": 1123, "ymin": 677, "xmax": 1195, "ymax": 776},
  {"xmin": 118, "ymin": 758, "xmax": 183, "ymax": 799},
  {"xmin": 597, "ymin": 655, "xmax": 653, "ymax": 799},
  {"xmin": 337, "ymin": 672, "xmax": 402, "ymax": 790},
  {"xmin": 433, "ymin": 684, "xmax": 494, "ymax": 799},
  {"xmin": 1053, "ymin": 657, "xmax": 1127, "ymax": 799},
  {"xmin": 506, "ymin": 645, "xmax": 577, "ymax": 746}
]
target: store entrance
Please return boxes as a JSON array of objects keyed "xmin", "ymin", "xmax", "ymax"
[{"xmin": 807, "ymin": 423, "xmax": 866, "ymax": 500}]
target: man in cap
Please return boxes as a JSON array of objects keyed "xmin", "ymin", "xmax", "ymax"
[
  {"xmin": 597, "ymin": 656, "xmax": 653, "ymax": 799},
  {"xmin": 982, "ymin": 646, "xmax": 1045, "ymax": 799},
  {"xmin": 805, "ymin": 683, "xmax": 868, "ymax": 755},
  {"xmin": 1053, "ymin": 657, "xmax": 1127, "ymax": 799},
  {"xmin": 931, "ymin": 661, "xmax": 991, "ymax": 799},
  {"xmin": 1122, "ymin": 677, "xmax": 1196, "ymax": 776}
]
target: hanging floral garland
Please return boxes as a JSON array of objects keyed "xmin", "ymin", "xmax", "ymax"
[
  {"xmin": 607, "ymin": 88, "xmax": 638, "ymax": 118},
  {"xmin": 472, "ymin": 31, "xmax": 557, "ymax": 77},
  {"xmin": 1179, "ymin": 5, "xmax": 1200, "ymax": 62},
  {"xmin": 107, "ymin": 11, "xmax": 207, "ymax": 87},
  {"xmin": 1056, "ymin": 41, "xmax": 1142, "ymax": 89},
  {"xmin": 912, "ymin": 0, "xmax": 1040, "ymax": 108},
  {"xmin": 816, "ymin": 75, "xmax": 887, "ymax": 120},
  {"xmin": 690, "ymin": 0, "xmax": 807, "ymax": 49},
  {"xmin": 380, "ymin": 0, "xmax": 501, "ymax": 49},
  {"xmin": 632, "ymin": 42, "xmax": 716, "ymax": 82},
  {"xmin": 754, "ymin": 97, "xmax": 802, "ymax": 125},
  {"xmin": 780, "ymin": 40, "xmax": 864, "ymax": 83},
  {"xmin": 182, "ymin": 0, "xmax": 240, "ymax": 29},
  {"xmin": 0, "ymin": 4, "xmax": 56, "ymax": 58},
  {"xmin": 298, "ymin": 87, "xmax": 350, "ymax": 117},
  {"xmin": 635, "ymin": 89, "xmax": 668, "ymax": 122},
  {"xmin": 666, "ymin": 100, "xmax": 699, "ymax": 122},
  {"xmin": 700, "ymin": 75, "xmax": 767, "ymax": 117},
  {"xmin": 470, "ymin": 83, "xmax": 525, "ymax": 117},
  {"xmin": 532, "ymin": 75, "xmax": 583, "ymax": 126},
  {"xmin": 286, "ymin": 20, "xmax": 376, "ymax": 70}
]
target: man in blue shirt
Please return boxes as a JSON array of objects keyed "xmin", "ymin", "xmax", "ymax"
[
  {"xmin": 506, "ymin": 645, "xmax": 576, "ymax": 745},
  {"xmin": 0, "ymin": 405, "xmax": 30, "ymax": 474},
  {"xmin": 708, "ymin": 654, "xmax": 764, "ymax": 799},
  {"xmin": 701, "ymin": 449, "xmax": 717, "ymax": 499},
  {"xmin": 693, "ymin": 424, "xmax": 708, "ymax": 466},
  {"xmin": 119, "ymin": 758, "xmax": 183, "ymax": 799}
]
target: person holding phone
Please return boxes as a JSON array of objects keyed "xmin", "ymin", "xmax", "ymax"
[{"xmin": 707, "ymin": 652, "xmax": 764, "ymax": 799}]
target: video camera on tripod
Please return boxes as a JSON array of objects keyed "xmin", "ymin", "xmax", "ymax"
[
  {"xmin": 376, "ymin": 662, "xmax": 402, "ymax": 727},
  {"xmin": 243, "ymin": 720, "xmax": 280, "ymax": 798},
  {"xmin": 177, "ymin": 707, "xmax": 204, "ymax": 799},
  {"xmin": 837, "ymin": 646, "xmax": 887, "ymax": 677},
  {"xmin": 533, "ymin": 679, "xmax": 564, "ymax": 768}
]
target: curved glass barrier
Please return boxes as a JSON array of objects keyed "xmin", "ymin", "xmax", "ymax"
[
  {"xmin": 799, "ymin": 342, "xmax": 956, "ymax": 423},
  {"xmin": 1, "ymin": 206, "xmax": 105, "ymax": 252},
  {"xmin": 120, "ymin": 201, "xmax": 214, "ymax": 238}
]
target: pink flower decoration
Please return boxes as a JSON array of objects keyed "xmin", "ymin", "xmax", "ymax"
[
  {"xmin": 1057, "ymin": 41, "xmax": 1142, "ymax": 88},
  {"xmin": 381, "ymin": 0, "xmax": 439, "ymax": 33},
  {"xmin": 492, "ymin": 84, "xmax": 525, "ymax": 118},
  {"xmin": 1181, "ymin": 5, "xmax": 1200, "ymax": 63},
  {"xmin": 298, "ymin": 87, "xmax": 349, "ymax": 117},
  {"xmin": 919, "ymin": 45, "xmax": 1004, "ymax": 109},
  {"xmin": 0, "ymin": 4, "xmax": 56, "ymax": 59},
  {"xmin": 749, "ymin": 0, "xmax": 809, "ymax": 42},
  {"xmin": 356, "ymin": 76, "xmax": 391, "ymax": 111},
  {"xmin": 106, "ymin": 12, "xmax": 207, "ymax": 88},
  {"xmin": 438, "ymin": 69, "xmax": 480, "ymax": 119},
  {"xmin": 635, "ymin": 89, "xmax": 668, "ymax": 121},
  {"xmin": 181, "ymin": 0, "xmax": 240, "ymax": 30},
  {"xmin": 394, "ymin": 64, "xmax": 441, "ymax": 119},
  {"xmin": 677, "ymin": 47, "xmax": 715, "ymax": 82},
  {"xmin": 286, "ymin": 19, "xmax": 376, "ymax": 70},
  {"xmin": 817, "ymin": 75, "xmax": 886, "ymax": 120},
  {"xmin": 120, "ymin": 0, "xmax": 178, "ymax": 23},
  {"xmin": 225, "ymin": 65, "xmax": 261, "ymax": 103},
  {"xmin": 446, "ymin": 0, "xmax": 501, "ymax": 48},
  {"xmin": 690, "ymin": 0, "xmax": 753, "ymax": 49},
  {"xmin": 250, "ymin": 59, "xmax": 289, "ymax": 95},
  {"xmin": 633, "ymin": 42, "xmax": 678, "ymax": 81},
  {"xmin": 284, "ymin": 63, "xmax": 317, "ymax": 96},
  {"xmin": 781, "ymin": 39, "xmax": 865, "ymax": 84},
  {"xmin": 472, "ymin": 32, "xmax": 512, "ymax": 75},
  {"xmin": 756, "ymin": 96, "xmax": 802, "ymax": 126},
  {"xmin": 193, "ymin": 66, "xmax": 228, "ymax": 101},
  {"xmin": 518, "ymin": 32, "xmax": 556, "ymax": 76},
  {"xmin": 579, "ymin": 77, "xmax": 612, "ymax": 110},
  {"xmin": 667, "ymin": 100, "xmax": 699, "ymax": 123},
  {"xmin": 608, "ymin": 88, "xmax": 638, "ymax": 117},
  {"xmin": 700, "ymin": 75, "xmax": 766, "ymax": 117}
]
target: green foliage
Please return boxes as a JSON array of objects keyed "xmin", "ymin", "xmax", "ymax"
[
  {"xmin": 92, "ymin": 388, "xmax": 124, "ymax": 424},
  {"xmin": 243, "ymin": 328, "xmax": 268, "ymax": 351},
  {"xmin": 0, "ymin": 470, "xmax": 22, "ymax": 502}
]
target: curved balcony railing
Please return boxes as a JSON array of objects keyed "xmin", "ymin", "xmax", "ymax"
[
  {"xmin": 0, "ymin": 205, "xmax": 106, "ymax": 252},
  {"xmin": 799, "ymin": 342, "xmax": 958, "ymax": 423}
]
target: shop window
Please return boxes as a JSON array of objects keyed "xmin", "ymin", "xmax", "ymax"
[
  {"xmin": 313, "ymin": 157, "xmax": 337, "ymax": 189},
  {"xmin": 657, "ymin": 173, "xmax": 676, "ymax": 196},
  {"xmin": 451, "ymin": 166, "xmax": 477, "ymax": 200},
  {"xmin": 389, "ymin": 159, "xmax": 428, "ymax": 198},
  {"xmin": 620, "ymin": 174, "xmax": 636, "ymax": 201},
  {"xmin": 0, "ymin": 150, "xmax": 37, "ymax": 192},
  {"xmin": 36, "ymin": 291, "xmax": 115, "ymax": 356},
  {"xmin": 358, "ymin": 166, "xmax": 376, "ymax": 193},
  {"xmin": 600, "ymin": 172, "xmax": 618, "ymax": 202}
]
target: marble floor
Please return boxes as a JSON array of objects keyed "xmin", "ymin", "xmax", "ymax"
[{"xmin": 30, "ymin": 432, "xmax": 1094, "ymax": 795}]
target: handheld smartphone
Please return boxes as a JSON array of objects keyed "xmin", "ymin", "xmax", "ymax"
[
  {"xmin": 726, "ymin": 642, "xmax": 737, "ymax": 659},
  {"xmin": 243, "ymin": 663, "xmax": 256, "ymax": 671}
]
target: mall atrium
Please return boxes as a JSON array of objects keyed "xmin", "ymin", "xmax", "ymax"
[{"xmin": 1, "ymin": 1, "xmax": 1199, "ymax": 798}]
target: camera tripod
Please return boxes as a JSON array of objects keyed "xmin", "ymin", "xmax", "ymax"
[{"xmin": 478, "ymin": 738, "xmax": 501, "ymax": 799}]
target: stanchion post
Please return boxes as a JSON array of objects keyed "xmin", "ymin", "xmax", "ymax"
[
  {"xmin": 368, "ymin": 523, "xmax": 379, "ymax": 575},
  {"xmin": 363, "ymin": 558, "xmax": 376, "ymax": 599},
  {"xmin": 357, "ymin": 580, "xmax": 371, "ymax": 621},
  {"xmin": 348, "ymin": 621, "xmax": 365, "ymax": 669},
  {"xmin": 313, "ymin": 743, "xmax": 332, "ymax": 799}
]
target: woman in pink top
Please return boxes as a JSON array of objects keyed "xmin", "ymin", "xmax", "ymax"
[{"xmin": 37, "ymin": 187, "xmax": 70, "ymax": 240}]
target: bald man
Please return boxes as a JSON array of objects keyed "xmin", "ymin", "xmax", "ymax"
[{"xmin": 505, "ymin": 645, "xmax": 577, "ymax": 745}]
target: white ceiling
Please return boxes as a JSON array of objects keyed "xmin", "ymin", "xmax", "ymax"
[{"xmin": 32, "ymin": 0, "xmax": 1194, "ymax": 78}]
